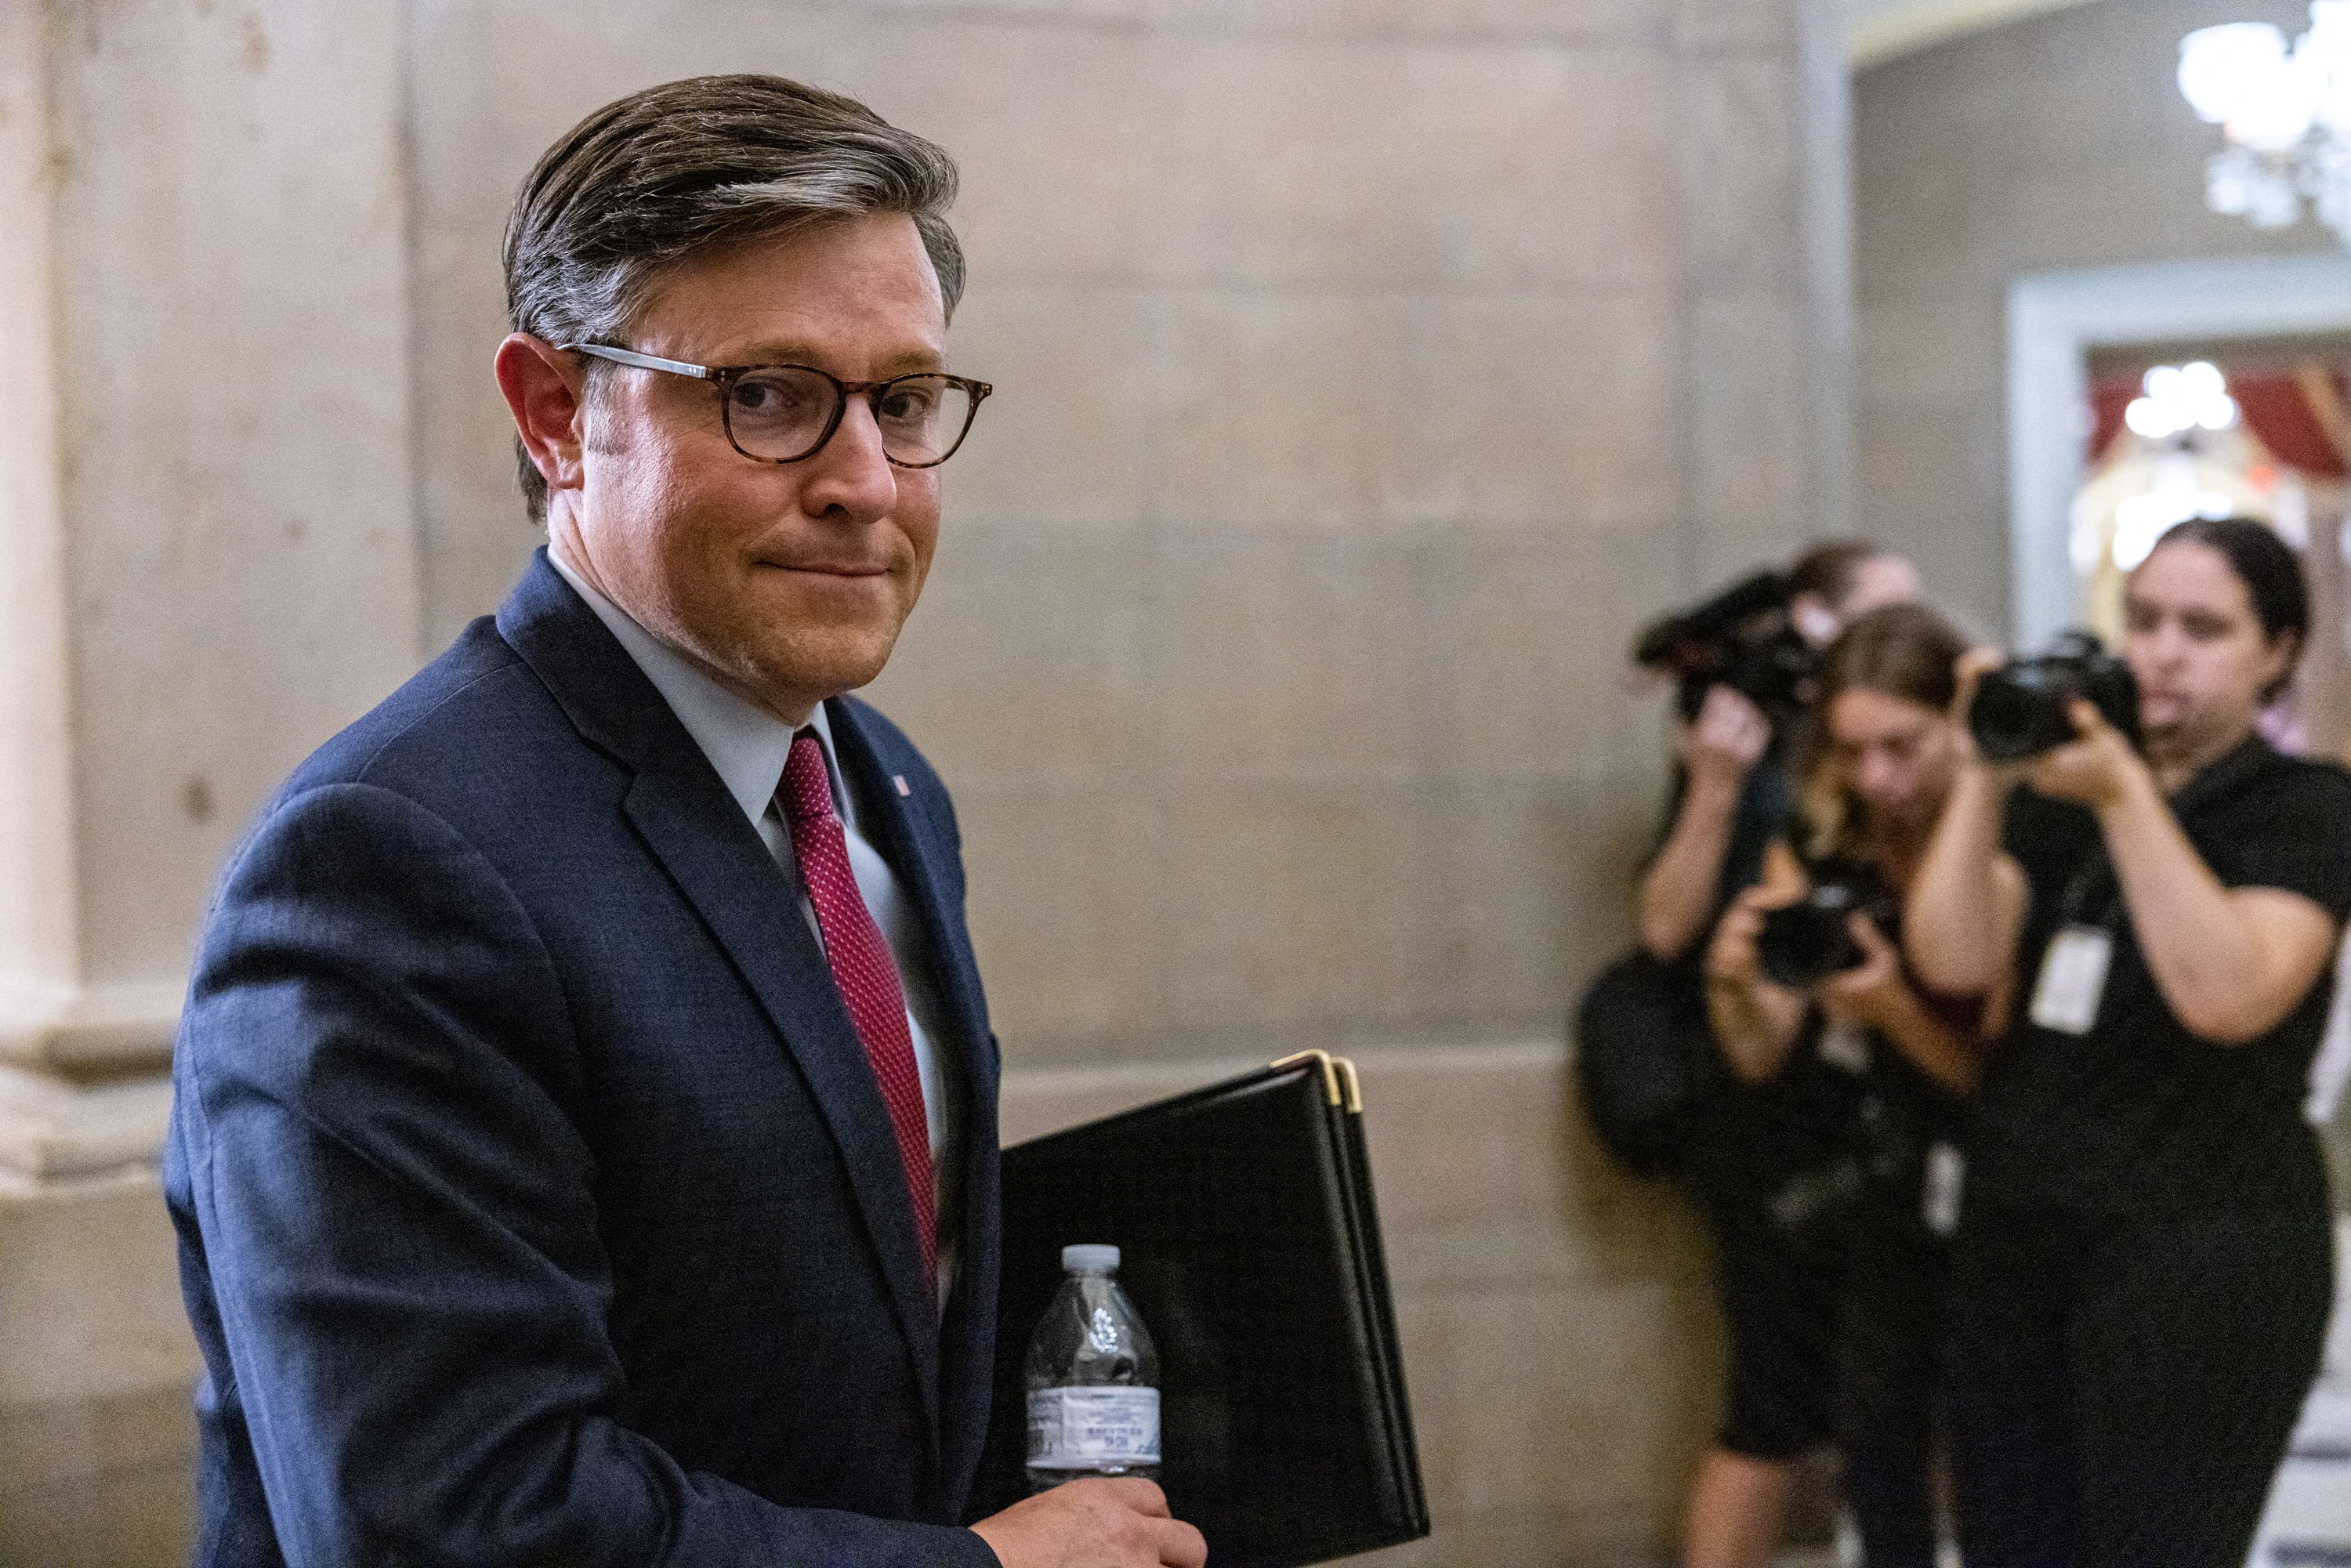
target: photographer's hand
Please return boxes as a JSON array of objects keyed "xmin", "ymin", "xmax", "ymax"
[
  {"xmin": 1822, "ymin": 914, "xmax": 1986, "ymax": 1094},
  {"xmin": 1639, "ymin": 686, "xmax": 1774, "ymax": 961},
  {"xmin": 1684, "ymin": 686, "xmax": 1771, "ymax": 789},
  {"xmin": 1704, "ymin": 861, "xmax": 1809, "ymax": 1084},
  {"xmin": 1816, "ymin": 913, "xmax": 1903, "ymax": 1030},
  {"xmin": 1948, "ymin": 646, "xmax": 2029, "ymax": 788},
  {"xmin": 2021, "ymin": 698, "xmax": 2144, "ymax": 810},
  {"xmin": 1903, "ymin": 649, "xmax": 2030, "ymax": 998}
]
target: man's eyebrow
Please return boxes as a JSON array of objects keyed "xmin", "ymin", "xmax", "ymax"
[{"xmin": 723, "ymin": 341, "xmax": 946, "ymax": 374}]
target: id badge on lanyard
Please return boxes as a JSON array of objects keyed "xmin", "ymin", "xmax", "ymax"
[
  {"xmin": 2030, "ymin": 926, "xmax": 2113, "ymax": 1034},
  {"xmin": 2027, "ymin": 858, "xmax": 2119, "ymax": 1037}
]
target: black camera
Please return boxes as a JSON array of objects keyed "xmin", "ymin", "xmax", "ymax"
[
  {"xmin": 1966, "ymin": 631, "xmax": 2140, "ymax": 762},
  {"xmin": 1632, "ymin": 570, "xmax": 1814, "ymax": 724},
  {"xmin": 1755, "ymin": 860, "xmax": 1900, "ymax": 990}
]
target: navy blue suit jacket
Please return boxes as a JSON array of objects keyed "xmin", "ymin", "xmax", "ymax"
[{"xmin": 164, "ymin": 552, "xmax": 1005, "ymax": 1566}]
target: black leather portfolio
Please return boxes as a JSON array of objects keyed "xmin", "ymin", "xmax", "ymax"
[{"xmin": 974, "ymin": 1052, "xmax": 1431, "ymax": 1566}]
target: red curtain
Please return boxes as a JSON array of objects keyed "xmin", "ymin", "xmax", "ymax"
[{"xmin": 2087, "ymin": 367, "xmax": 2350, "ymax": 478}]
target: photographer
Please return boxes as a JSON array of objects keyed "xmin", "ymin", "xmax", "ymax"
[
  {"xmin": 1704, "ymin": 603, "xmax": 2004, "ymax": 1568},
  {"xmin": 1904, "ymin": 518, "xmax": 2350, "ymax": 1568},
  {"xmin": 1640, "ymin": 542, "xmax": 1920, "ymax": 963},
  {"xmin": 1636, "ymin": 542, "xmax": 1920, "ymax": 1568}
]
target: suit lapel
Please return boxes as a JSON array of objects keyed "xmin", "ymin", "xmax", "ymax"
[
  {"xmin": 496, "ymin": 554, "xmax": 944, "ymax": 1433},
  {"xmin": 826, "ymin": 698, "xmax": 999, "ymax": 1110},
  {"xmin": 826, "ymin": 697, "xmax": 1004, "ymax": 1501}
]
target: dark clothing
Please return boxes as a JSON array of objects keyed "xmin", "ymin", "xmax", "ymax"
[
  {"xmin": 1839, "ymin": 1185, "xmax": 1951, "ymax": 1568},
  {"xmin": 1950, "ymin": 1197, "xmax": 2334, "ymax": 1568},
  {"xmin": 164, "ymin": 553, "xmax": 1003, "ymax": 1567},
  {"xmin": 1661, "ymin": 755, "xmax": 1853, "ymax": 1460},
  {"xmin": 1838, "ymin": 1033, "xmax": 1966, "ymax": 1568},
  {"xmin": 1951, "ymin": 736, "xmax": 2351, "ymax": 1568},
  {"xmin": 1703, "ymin": 1182, "xmax": 1844, "ymax": 1459},
  {"xmin": 1978, "ymin": 737, "xmax": 2351, "ymax": 1216}
]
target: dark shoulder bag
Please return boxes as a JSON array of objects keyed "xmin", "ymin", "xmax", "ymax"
[{"xmin": 1573, "ymin": 948, "xmax": 1730, "ymax": 1178}]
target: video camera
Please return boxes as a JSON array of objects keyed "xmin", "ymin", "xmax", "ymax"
[
  {"xmin": 1631, "ymin": 570, "xmax": 1815, "ymax": 725},
  {"xmin": 1755, "ymin": 859, "xmax": 1900, "ymax": 990},
  {"xmin": 1965, "ymin": 631, "xmax": 2139, "ymax": 762}
]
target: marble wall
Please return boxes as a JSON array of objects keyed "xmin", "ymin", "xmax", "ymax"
[{"xmin": 0, "ymin": 2, "xmax": 1851, "ymax": 1562}]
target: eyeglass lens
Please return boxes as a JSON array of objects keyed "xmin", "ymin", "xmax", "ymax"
[{"xmin": 724, "ymin": 369, "xmax": 976, "ymax": 465}]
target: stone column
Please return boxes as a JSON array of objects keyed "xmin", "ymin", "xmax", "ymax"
[{"xmin": 0, "ymin": 5, "xmax": 418, "ymax": 1561}]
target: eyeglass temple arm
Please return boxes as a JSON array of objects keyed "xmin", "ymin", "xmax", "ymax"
[{"xmin": 559, "ymin": 343, "xmax": 715, "ymax": 380}]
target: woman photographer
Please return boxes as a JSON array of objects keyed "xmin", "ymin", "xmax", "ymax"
[
  {"xmin": 1904, "ymin": 517, "xmax": 2350, "ymax": 1568},
  {"xmin": 1644, "ymin": 544, "xmax": 1924, "ymax": 1568},
  {"xmin": 1703, "ymin": 602, "xmax": 2004, "ymax": 1568}
]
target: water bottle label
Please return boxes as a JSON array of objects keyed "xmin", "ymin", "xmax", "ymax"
[{"xmin": 1026, "ymin": 1386, "xmax": 1161, "ymax": 1468}]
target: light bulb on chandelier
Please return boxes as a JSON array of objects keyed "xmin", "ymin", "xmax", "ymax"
[{"xmin": 2179, "ymin": 2, "xmax": 2351, "ymax": 244}]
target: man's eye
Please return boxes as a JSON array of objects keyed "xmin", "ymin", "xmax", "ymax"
[
  {"xmin": 877, "ymin": 386, "xmax": 938, "ymax": 422},
  {"xmin": 731, "ymin": 375, "xmax": 820, "ymax": 420}
]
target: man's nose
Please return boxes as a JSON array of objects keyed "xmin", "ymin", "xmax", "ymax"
[{"xmin": 800, "ymin": 395, "xmax": 899, "ymax": 521}]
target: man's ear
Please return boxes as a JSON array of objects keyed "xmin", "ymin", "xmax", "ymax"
[{"xmin": 495, "ymin": 334, "xmax": 589, "ymax": 501}]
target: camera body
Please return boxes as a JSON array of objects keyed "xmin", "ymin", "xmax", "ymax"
[
  {"xmin": 1755, "ymin": 859, "xmax": 1900, "ymax": 990},
  {"xmin": 1632, "ymin": 570, "xmax": 1814, "ymax": 724},
  {"xmin": 1966, "ymin": 632, "xmax": 2140, "ymax": 762}
]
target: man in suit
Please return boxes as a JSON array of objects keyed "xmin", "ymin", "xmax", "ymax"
[{"xmin": 163, "ymin": 74, "xmax": 1204, "ymax": 1568}]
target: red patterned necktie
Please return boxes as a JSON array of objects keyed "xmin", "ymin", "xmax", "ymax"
[{"xmin": 779, "ymin": 731, "xmax": 936, "ymax": 1287}]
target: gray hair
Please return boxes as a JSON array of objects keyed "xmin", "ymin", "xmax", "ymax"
[{"xmin": 502, "ymin": 74, "xmax": 965, "ymax": 521}]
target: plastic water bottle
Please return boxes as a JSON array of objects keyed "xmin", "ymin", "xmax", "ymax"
[{"xmin": 1024, "ymin": 1244, "xmax": 1161, "ymax": 1491}]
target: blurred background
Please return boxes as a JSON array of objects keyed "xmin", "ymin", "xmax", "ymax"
[{"xmin": 2, "ymin": 1, "xmax": 2349, "ymax": 1563}]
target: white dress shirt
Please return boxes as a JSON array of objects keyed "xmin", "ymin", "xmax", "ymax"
[{"xmin": 549, "ymin": 549, "xmax": 962, "ymax": 1301}]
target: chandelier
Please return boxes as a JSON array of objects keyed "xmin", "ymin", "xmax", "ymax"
[{"xmin": 2179, "ymin": 2, "xmax": 2351, "ymax": 244}]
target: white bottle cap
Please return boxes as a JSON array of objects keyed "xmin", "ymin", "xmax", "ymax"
[{"xmin": 1061, "ymin": 1244, "xmax": 1121, "ymax": 1273}]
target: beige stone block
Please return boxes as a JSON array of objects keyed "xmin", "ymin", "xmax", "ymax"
[
  {"xmin": 0, "ymin": 2, "xmax": 78, "ymax": 1004},
  {"xmin": 1676, "ymin": 53, "xmax": 1799, "ymax": 290},
  {"xmin": 1348, "ymin": 1043, "xmax": 1709, "ymax": 1255},
  {"xmin": 866, "ymin": 0, "xmax": 1670, "ymax": 38},
  {"xmin": 923, "ymin": 287, "xmax": 1163, "ymax": 533},
  {"xmin": 1139, "ymin": 34, "xmax": 1679, "ymax": 289},
  {"xmin": 1686, "ymin": 291, "xmax": 1806, "ymax": 578},
  {"xmin": 1395, "ymin": 1278, "xmax": 1719, "ymax": 1530},
  {"xmin": 1854, "ymin": 289, "xmax": 1996, "ymax": 408},
  {"xmin": 1422, "ymin": 781, "xmax": 1585, "ymax": 1030},
  {"xmin": 0, "ymin": 1394, "xmax": 195, "ymax": 1568},
  {"xmin": 1855, "ymin": 398, "xmax": 2005, "ymax": 633},
  {"xmin": 1147, "ymin": 528, "xmax": 1428, "ymax": 780},
  {"xmin": 1154, "ymin": 778, "xmax": 1442, "ymax": 1031},
  {"xmin": 1349, "ymin": 1043, "xmax": 1578, "ymax": 1229},
  {"xmin": 951, "ymin": 780, "xmax": 1172, "ymax": 1055},
  {"xmin": 1416, "ymin": 773, "xmax": 1659, "ymax": 1029},
  {"xmin": 0, "ymin": 1171, "xmax": 199, "ymax": 1566},
  {"xmin": 0, "ymin": 1170, "xmax": 199, "ymax": 1410},
  {"xmin": 832, "ymin": 20, "xmax": 1169, "ymax": 289},
  {"xmin": 50, "ymin": 0, "xmax": 421, "ymax": 987},
  {"xmin": 414, "ymin": 4, "xmax": 1175, "ymax": 286},
  {"xmin": 865, "ymin": 526, "xmax": 1155, "ymax": 787},
  {"xmin": 1849, "ymin": 136, "xmax": 1988, "ymax": 298},
  {"xmin": 1422, "ymin": 524, "xmax": 1684, "ymax": 778},
  {"xmin": 1153, "ymin": 290, "xmax": 1681, "ymax": 531},
  {"xmin": 1331, "ymin": 1501, "xmax": 1672, "ymax": 1567},
  {"xmin": 1453, "ymin": 1281, "xmax": 1716, "ymax": 1517},
  {"xmin": 1672, "ymin": 0, "xmax": 1791, "ymax": 49}
]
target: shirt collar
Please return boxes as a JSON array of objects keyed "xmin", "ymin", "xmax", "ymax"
[{"xmin": 547, "ymin": 548, "xmax": 842, "ymax": 827}]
